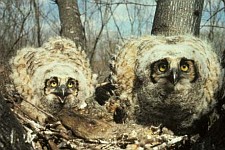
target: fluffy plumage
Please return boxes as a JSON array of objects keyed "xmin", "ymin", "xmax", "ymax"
[
  {"xmin": 10, "ymin": 37, "xmax": 96, "ymax": 123},
  {"xmin": 109, "ymin": 35, "xmax": 223, "ymax": 134}
]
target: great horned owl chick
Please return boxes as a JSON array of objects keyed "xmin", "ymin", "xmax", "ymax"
[
  {"xmin": 109, "ymin": 35, "xmax": 223, "ymax": 135},
  {"xmin": 9, "ymin": 37, "xmax": 97, "ymax": 123}
]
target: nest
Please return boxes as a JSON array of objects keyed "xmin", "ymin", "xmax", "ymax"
[{"xmin": 2, "ymin": 87, "xmax": 190, "ymax": 150}]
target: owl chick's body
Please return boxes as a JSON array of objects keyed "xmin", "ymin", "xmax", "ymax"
[
  {"xmin": 10, "ymin": 37, "xmax": 97, "ymax": 123},
  {"xmin": 109, "ymin": 35, "xmax": 223, "ymax": 135}
]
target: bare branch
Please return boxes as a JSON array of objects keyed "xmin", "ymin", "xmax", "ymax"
[
  {"xmin": 201, "ymin": 7, "xmax": 225, "ymax": 28},
  {"xmin": 201, "ymin": 25, "xmax": 225, "ymax": 28},
  {"xmin": 89, "ymin": 3, "xmax": 114, "ymax": 65},
  {"xmin": 10, "ymin": 2, "xmax": 32, "ymax": 51},
  {"xmin": 93, "ymin": 1, "xmax": 156, "ymax": 7},
  {"xmin": 222, "ymin": 0, "xmax": 225, "ymax": 11},
  {"xmin": 109, "ymin": 4, "xmax": 124, "ymax": 42}
]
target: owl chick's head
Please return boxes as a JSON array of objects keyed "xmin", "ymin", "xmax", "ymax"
[
  {"xmin": 136, "ymin": 35, "xmax": 222, "ymax": 94},
  {"xmin": 33, "ymin": 64, "xmax": 90, "ymax": 114},
  {"xmin": 150, "ymin": 57, "xmax": 198, "ymax": 92},
  {"xmin": 44, "ymin": 76, "xmax": 79, "ymax": 104}
]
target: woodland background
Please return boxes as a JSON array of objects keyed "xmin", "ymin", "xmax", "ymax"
[{"xmin": 0, "ymin": 0, "xmax": 224, "ymax": 79}]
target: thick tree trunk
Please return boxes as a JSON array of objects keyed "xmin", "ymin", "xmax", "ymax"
[
  {"xmin": 56, "ymin": 0, "xmax": 86, "ymax": 49},
  {"xmin": 0, "ymin": 95, "xmax": 31, "ymax": 150},
  {"xmin": 33, "ymin": 0, "xmax": 41, "ymax": 47},
  {"xmin": 151, "ymin": 0, "xmax": 204, "ymax": 36}
]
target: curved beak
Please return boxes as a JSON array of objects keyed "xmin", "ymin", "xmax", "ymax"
[
  {"xmin": 168, "ymin": 69, "xmax": 179, "ymax": 85},
  {"xmin": 53, "ymin": 85, "xmax": 70, "ymax": 104}
]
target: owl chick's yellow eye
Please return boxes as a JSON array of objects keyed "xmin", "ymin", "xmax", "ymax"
[
  {"xmin": 158, "ymin": 64, "xmax": 168, "ymax": 72},
  {"xmin": 50, "ymin": 81, "xmax": 57, "ymax": 87},
  {"xmin": 180, "ymin": 64, "xmax": 189, "ymax": 72},
  {"xmin": 67, "ymin": 82, "xmax": 74, "ymax": 88}
]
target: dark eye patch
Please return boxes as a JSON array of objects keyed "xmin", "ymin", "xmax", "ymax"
[
  {"xmin": 180, "ymin": 61, "xmax": 190, "ymax": 72},
  {"xmin": 66, "ymin": 78, "xmax": 79, "ymax": 96},
  {"xmin": 150, "ymin": 58, "xmax": 169, "ymax": 83},
  {"xmin": 45, "ymin": 76, "xmax": 58, "ymax": 88},
  {"xmin": 151, "ymin": 58, "xmax": 169, "ymax": 73},
  {"xmin": 180, "ymin": 58, "xmax": 195, "ymax": 72},
  {"xmin": 180, "ymin": 57, "xmax": 199, "ymax": 82},
  {"xmin": 67, "ymin": 78, "xmax": 79, "ymax": 89},
  {"xmin": 158, "ymin": 62, "xmax": 169, "ymax": 72},
  {"xmin": 44, "ymin": 76, "xmax": 59, "ymax": 94}
]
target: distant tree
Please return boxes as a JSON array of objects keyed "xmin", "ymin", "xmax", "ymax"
[
  {"xmin": 32, "ymin": 0, "xmax": 41, "ymax": 47},
  {"xmin": 151, "ymin": 0, "xmax": 204, "ymax": 36},
  {"xmin": 55, "ymin": 0, "xmax": 86, "ymax": 49}
]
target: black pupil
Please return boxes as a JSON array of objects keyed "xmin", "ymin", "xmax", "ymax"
[
  {"xmin": 159, "ymin": 63, "xmax": 167, "ymax": 71},
  {"xmin": 68, "ymin": 80, "xmax": 75, "ymax": 87},
  {"xmin": 181, "ymin": 62, "xmax": 189, "ymax": 69},
  {"xmin": 161, "ymin": 64, "xmax": 166, "ymax": 69}
]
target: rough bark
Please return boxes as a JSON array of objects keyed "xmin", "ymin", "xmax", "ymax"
[
  {"xmin": 0, "ymin": 95, "xmax": 31, "ymax": 150},
  {"xmin": 151, "ymin": 0, "xmax": 204, "ymax": 36},
  {"xmin": 33, "ymin": 0, "xmax": 41, "ymax": 47},
  {"xmin": 56, "ymin": 0, "xmax": 86, "ymax": 49}
]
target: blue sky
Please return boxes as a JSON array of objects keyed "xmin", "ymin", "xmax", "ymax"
[{"xmin": 38, "ymin": 0, "xmax": 225, "ymax": 40}]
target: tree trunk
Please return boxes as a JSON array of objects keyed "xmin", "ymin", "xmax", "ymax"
[
  {"xmin": 151, "ymin": 0, "xmax": 204, "ymax": 36},
  {"xmin": 56, "ymin": 0, "xmax": 86, "ymax": 49},
  {"xmin": 33, "ymin": 0, "xmax": 41, "ymax": 47}
]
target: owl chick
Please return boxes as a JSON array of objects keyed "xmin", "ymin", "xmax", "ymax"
[
  {"xmin": 9, "ymin": 37, "xmax": 97, "ymax": 123},
  {"xmin": 109, "ymin": 35, "xmax": 223, "ymax": 135}
]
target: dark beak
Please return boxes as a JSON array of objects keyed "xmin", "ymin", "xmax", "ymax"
[
  {"xmin": 53, "ymin": 85, "xmax": 70, "ymax": 104},
  {"xmin": 168, "ymin": 69, "xmax": 179, "ymax": 85}
]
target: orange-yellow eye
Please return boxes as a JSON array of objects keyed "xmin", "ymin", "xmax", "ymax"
[
  {"xmin": 158, "ymin": 64, "xmax": 168, "ymax": 72},
  {"xmin": 50, "ymin": 81, "xmax": 57, "ymax": 87},
  {"xmin": 67, "ymin": 82, "xmax": 74, "ymax": 88},
  {"xmin": 180, "ymin": 64, "xmax": 189, "ymax": 72}
]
